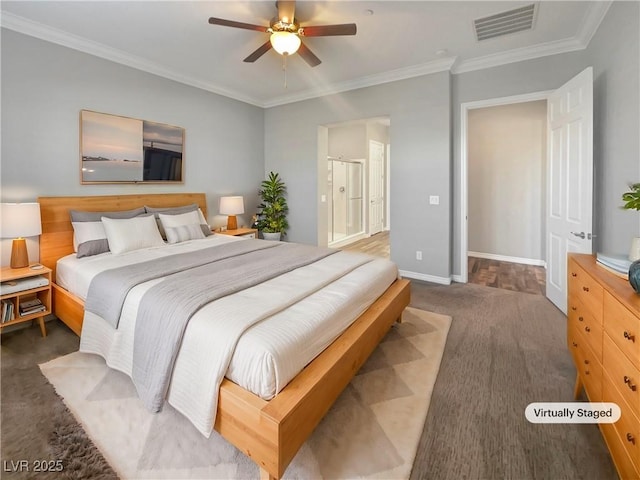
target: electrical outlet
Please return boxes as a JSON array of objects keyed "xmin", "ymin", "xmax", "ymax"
[
  {"xmin": 429, "ymin": 195, "xmax": 440, "ymax": 205},
  {"xmin": 416, "ymin": 250, "xmax": 422, "ymax": 260}
]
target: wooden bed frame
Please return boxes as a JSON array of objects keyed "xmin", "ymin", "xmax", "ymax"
[{"xmin": 38, "ymin": 193, "xmax": 411, "ymax": 480}]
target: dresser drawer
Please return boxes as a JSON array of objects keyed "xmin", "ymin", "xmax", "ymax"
[
  {"xmin": 604, "ymin": 334, "xmax": 640, "ymax": 410},
  {"xmin": 568, "ymin": 321, "xmax": 602, "ymax": 400},
  {"xmin": 569, "ymin": 297, "xmax": 603, "ymax": 360},
  {"xmin": 601, "ymin": 422, "xmax": 640, "ymax": 480},
  {"xmin": 604, "ymin": 371, "xmax": 640, "ymax": 473},
  {"xmin": 606, "ymin": 292, "xmax": 640, "ymax": 371},
  {"xmin": 568, "ymin": 259, "xmax": 604, "ymax": 323}
]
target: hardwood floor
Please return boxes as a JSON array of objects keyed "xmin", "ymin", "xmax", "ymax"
[
  {"xmin": 339, "ymin": 237, "xmax": 546, "ymax": 296},
  {"xmin": 339, "ymin": 231, "xmax": 390, "ymax": 258},
  {"xmin": 467, "ymin": 256, "xmax": 546, "ymax": 295}
]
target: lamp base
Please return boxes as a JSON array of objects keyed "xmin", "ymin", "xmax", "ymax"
[
  {"xmin": 226, "ymin": 215, "xmax": 238, "ymax": 231},
  {"xmin": 10, "ymin": 238, "xmax": 29, "ymax": 269}
]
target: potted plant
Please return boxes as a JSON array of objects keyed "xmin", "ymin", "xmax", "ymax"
[
  {"xmin": 623, "ymin": 184, "xmax": 640, "ymax": 293},
  {"xmin": 257, "ymin": 171, "xmax": 289, "ymax": 241},
  {"xmin": 622, "ymin": 183, "xmax": 640, "ymax": 211}
]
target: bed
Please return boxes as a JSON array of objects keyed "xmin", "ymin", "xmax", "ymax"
[{"xmin": 38, "ymin": 193, "xmax": 411, "ymax": 480}]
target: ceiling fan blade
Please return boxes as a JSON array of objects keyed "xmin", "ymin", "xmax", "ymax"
[
  {"xmin": 277, "ymin": 1, "xmax": 296, "ymax": 23},
  {"xmin": 301, "ymin": 23, "xmax": 357, "ymax": 37},
  {"xmin": 298, "ymin": 42, "xmax": 321, "ymax": 67},
  {"xmin": 243, "ymin": 41, "xmax": 273, "ymax": 63},
  {"xmin": 208, "ymin": 17, "xmax": 268, "ymax": 33}
]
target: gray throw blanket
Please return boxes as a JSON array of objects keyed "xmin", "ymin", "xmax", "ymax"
[
  {"xmin": 85, "ymin": 240, "xmax": 279, "ymax": 328},
  {"xmin": 126, "ymin": 242, "xmax": 337, "ymax": 412}
]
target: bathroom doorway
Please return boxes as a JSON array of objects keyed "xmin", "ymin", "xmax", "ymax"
[{"xmin": 328, "ymin": 158, "xmax": 364, "ymax": 245}]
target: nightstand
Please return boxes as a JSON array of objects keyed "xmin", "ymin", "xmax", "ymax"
[
  {"xmin": 217, "ymin": 228, "xmax": 258, "ymax": 239},
  {"xmin": 0, "ymin": 265, "xmax": 52, "ymax": 337}
]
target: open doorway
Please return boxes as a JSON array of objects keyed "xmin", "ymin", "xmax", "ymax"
[
  {"xmin": 319, "ymin": 117, "xmax": 390, "ymax": 256},
  {"xmin": 460, "ymin": 68, "xmax": 594, "ymax": 310},
  {"xmin": 461, "ymin": 93, "xmax": 550, "ymax": 294}
]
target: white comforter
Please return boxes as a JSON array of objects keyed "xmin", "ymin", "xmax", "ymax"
[{"xmin": 60, "ymin": 235, "xmax": 398, "ymax": 436}]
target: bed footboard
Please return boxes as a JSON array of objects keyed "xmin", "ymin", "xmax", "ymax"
[{"xmin": 215, "ymin": 277, "xmax": 411, "ymax": 479}]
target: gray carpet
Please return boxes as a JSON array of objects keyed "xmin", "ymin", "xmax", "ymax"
[
  {"xmin": 1, "ymin": 320, "xmax": 116, "ymax": 480},
  {"xmin": 1, "ymin": 281, "xmax": 617, "ymax": 479},
  {"xmin": 408, "ymin": 281, "xmax": 616, "ymax": 480}
]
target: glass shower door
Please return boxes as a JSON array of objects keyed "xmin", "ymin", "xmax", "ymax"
[{"xmin": 328, "ymin": 159, "xmax": 363, "ymax": 245}]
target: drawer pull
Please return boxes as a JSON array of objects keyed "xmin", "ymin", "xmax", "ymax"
[
  {"xmin": 571, "ymin": 306, "xmax": 577, "ymax": 311},
  {"xmin": 585, "ymin": 370, "xmax": 590, "ymax": 375},
  {"xmin": 571, "ymin": 272, "xmax": 577, "ymax": 277},
  {"xmin": 582, "ymin": 286, "xmax": 590, "ymax": 292},
  {"xmin": 572, "ymin": 341, "xmax": 578, "ymax": 348},
  {"xmin": 624, "ymin": 376, "xmax": 638, "ymax": 391},
  {"xmin": 584, "ymin": 359, "xmax": 590, "ymax": 365},
  {"xmin": 624, "ymin": 331, "xmax": 636, "ymax": 342},
  {"xmin": 578, "ymin": 316, "xmax": 584, "ymax": 322},
  {"xmin": 584, "ymin": 326, "xmax": 590, "ymax": 333},
  {"xmin": 627, "ymin": 433, "xmax": 636, "ymax": 445}
]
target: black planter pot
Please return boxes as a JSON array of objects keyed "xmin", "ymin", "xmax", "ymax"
[{"xmin": 630, "ymin": 260, "xmax": 640, "ymax": 293}]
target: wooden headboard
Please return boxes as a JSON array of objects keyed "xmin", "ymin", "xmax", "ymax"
[{"xmin": 38, "ymin": 193, "xmax": 207, "ymax": 279}]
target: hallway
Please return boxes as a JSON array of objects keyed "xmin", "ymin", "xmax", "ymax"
[
  {"xmin": 340, "ymin": 231, "xmax": 390, "ymax": 259},
  {"xmin": 339, "ymin": 237, "xmax": 545, "ymax": 296},
  {"xmin": 467, "ymin": 256, "xmax": 546, "ymax": 295}
]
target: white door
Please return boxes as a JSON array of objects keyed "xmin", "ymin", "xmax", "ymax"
[
  {"xmin": 546, "ymin": 67, "xmax": 594, "ymax": 313},
  {"xmin": 369, "ymin": 140, "xmax": 384, "ymax": 235}
]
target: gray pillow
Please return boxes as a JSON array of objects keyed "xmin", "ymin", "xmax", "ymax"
[
  {"xmin": 144, "ymin": 204, "xmax": 212, "ymax": 238},
  {"xmin": 70, "ymin": 207, "xmax": 146, "ymax": 222},
  {"xmin": 70, "ymin": 207, "xmax": 147, "ymax": 258},
  {"xmin": 77, "ymin": 238, "xmax": 110, "ymax": 259}
]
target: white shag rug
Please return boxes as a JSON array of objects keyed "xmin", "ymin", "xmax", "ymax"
[{"xmin": 40, "ymin": 307, "xmax": 451, "ymax": 479}]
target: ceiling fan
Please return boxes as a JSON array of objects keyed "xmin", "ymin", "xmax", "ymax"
[{"xmin": 208, "ymin": 1, "xmax": 357, "ymax": 67}]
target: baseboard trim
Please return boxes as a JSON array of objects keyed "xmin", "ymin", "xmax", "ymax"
[
  {"xmin": 451, "ymin": 274, "xmax": 464, "ymax": 283},
  {"xmin": 468, "ymin": 251, "xmax": 547, "ymax": 268},
  {"xmin": 399, "ymin": 270, "xmax": 452, "ymax": 285}
]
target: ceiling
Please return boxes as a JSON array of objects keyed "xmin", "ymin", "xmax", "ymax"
[{"xmin": 1, "ymin": 1, "xmax": 611, "ymax": 108}]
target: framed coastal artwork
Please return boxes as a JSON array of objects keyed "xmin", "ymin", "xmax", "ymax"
[{"xmin": 80, "ymin": 110, "xmax": 184, "ymax": 184}]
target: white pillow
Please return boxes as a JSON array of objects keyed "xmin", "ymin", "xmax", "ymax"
[
  {"xmin": 71, "ymin": 221, "xmax": 106, "ymax": 253},
  {"xmin": 164, "ymin": 224, "xmax": 206, "ymax": 244},
  {"xmin": 159, "ymin": 210, "xmax": 201, "ymax": 229},
  {"xmin": 101, "ymin": 215, "xmax": 165, "ymax": 255}
]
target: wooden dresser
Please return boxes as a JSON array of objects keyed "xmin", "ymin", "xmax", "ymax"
[{"xmin": 568, "ymin": 253, "xmax": 640, "ymax": 479}]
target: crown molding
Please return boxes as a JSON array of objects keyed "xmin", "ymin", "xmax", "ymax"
[
  {"xmin": 0, "ymin": 12, "xmax": 264, "ymax": 107},
  {"xmin": 452, "ymin": 1, "xmax": 612, "ymax": 75},
  {"xmin": 451, "ymin": 36, "xmax": 585, "ymax": 74},
  {"xmin": 1, "ymin": 1, "xmax": 613, "ymax": 108},
  {"xmin": 577, "ymin": 0, "xmax": 613, "ymax": 46},
  {"xmin": 263, "ymin": 57, "xmax": 457, "ymax": 108}
]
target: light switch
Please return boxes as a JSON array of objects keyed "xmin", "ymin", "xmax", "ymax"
[
  {"xmin": 321, "ymin": 195, "xmax": 327, "ymax": 202},
  {"xmin": 429, "ymin": 195, "xmax": 440, "ymax": 205}
]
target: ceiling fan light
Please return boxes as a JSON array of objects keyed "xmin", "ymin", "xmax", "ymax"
[{"xmin": 270, "ymin": 31, "xmax": 301, "ymax": 55}]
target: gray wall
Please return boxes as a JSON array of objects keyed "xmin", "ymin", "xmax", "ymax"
[
  {"xmin": 1, "ymin": 29, "xmax": 265, "ymax": 234},
  {"xmin": 588, "ymin": 0, "xmax": 640, "ymax": 255},
  {"xmin": 452, "ymin": 1, "xmax": 639, "ymax": 276},
  {"xmin": 265, "ymin": 73, "xmax": 452, "ymax": 280},
  {"xmin": 452, "ymin": 51, "xmax": 590, "ymax": 276},
  {"xmin": 468, "ymin": 101, "xmax": 547, "ymax": 261},
  {"xmin": 2, "ymin": 1, "xmax": 637, "ymax": 279}
]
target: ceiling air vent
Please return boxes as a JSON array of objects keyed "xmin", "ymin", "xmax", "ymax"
[{"xmin": 474, "ymin": 4, "xmax": 536, "ymax": 41}]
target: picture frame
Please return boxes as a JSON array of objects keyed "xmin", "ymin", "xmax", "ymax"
[{"xmin": 80, "ymin": 110, "xmax": 184, "ymax": 184}]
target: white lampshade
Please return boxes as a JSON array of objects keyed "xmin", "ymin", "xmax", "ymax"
[
  {"xmin": 1, "ymin": 203, "xmax": 42, "ymax": 238},
  {"xmin": 219, "ymin": 196, "xmax": 245, "ymax": 215},
  {"xmin": 270, "ymin": 31, "xmax": 301, "ymax": 55}
]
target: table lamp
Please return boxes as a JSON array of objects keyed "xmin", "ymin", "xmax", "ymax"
[
  {"xmin": 219, "ymin": 196, "xmax": 244, "ymax": 231},
  {"xmin": 1, "ymin": 203, "xmax": 42, "ymax": 268}
]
